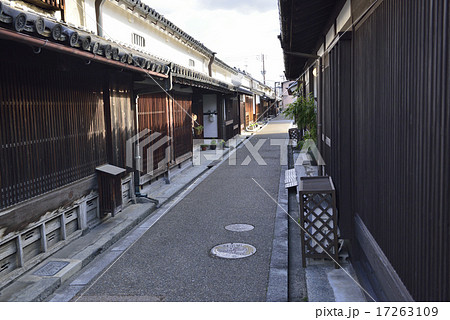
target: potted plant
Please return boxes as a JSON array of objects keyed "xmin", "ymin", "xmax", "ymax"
[
  {"xmin": 283, "ymin": 91, "xmax": 317, "ymax": 142},
  {"xmin": 246, "ymin": 122, "xmax": 259, "ymax": 132},
  {"xmin": 194, "ymin": 124, "xmax": 204, "ymax": 135},
  {"xmin": 210, "ymin": 139, "xmax": 217, "ymax": 150},
  {"xmin": 200, "ymin": 144, "xmax": 208, "ymax": 151},
  {"xmin": 218, "ymin": 139, "xmax": 226, "ymax": 149}
]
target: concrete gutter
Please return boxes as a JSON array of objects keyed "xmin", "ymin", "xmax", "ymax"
[
  {"xmin": 265, "ymin": 160, "xmax": 289, "ymax": 301},
  {"xmin": 287, "ymin": 145, "xmax": 307, "ymax": 301}
]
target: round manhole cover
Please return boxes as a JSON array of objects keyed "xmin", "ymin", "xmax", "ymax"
[
  {"xmin": 225, "ymin": 224, "xmax": 254, "ymax": 232},
  {"xmin": 210, "ymin": 243, "xmax": 256, "ymax": 259}
]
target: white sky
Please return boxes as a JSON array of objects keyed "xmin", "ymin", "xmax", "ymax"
[{"xmin": 142, "ymin": 0, "xmax": 286, "ymax": 88}]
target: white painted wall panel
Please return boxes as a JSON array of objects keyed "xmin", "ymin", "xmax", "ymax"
[
  {"xmin": 325, "ymin": 24, "xmax": 335, "ymax": 49},
  {"xmin": 101, "ymin": 2, "xmax": 207, "ymax": 72},
  {"xmin": 84, "ymin": 0, "xmax": 98, "ymax": 33},
  {"xmin": 64, "ymin": 0, "xmax": 85, "ymax": 28},
  {"xmin": 203, "ymin": 94, "xmax": 218, "ymax": 138},
  {"xmin": 337, "ymin": 0, "xmax": 351, "ymax": 32}
]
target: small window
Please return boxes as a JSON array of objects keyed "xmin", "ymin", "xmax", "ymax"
[
  {"xmin": 189, "ymin": 59, "xmax": 195, "ymax": 67},
  {"xmin": 132, "ymin": 33, "xmax": 145, "ymax": 47}
]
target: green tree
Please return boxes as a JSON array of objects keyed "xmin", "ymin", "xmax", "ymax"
[{"xmin": 283, "ymin": 91, "xmax": 317, "ymax": 141}]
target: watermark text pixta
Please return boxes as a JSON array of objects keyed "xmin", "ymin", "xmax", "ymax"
[
  {"xmin": 316, "ymin": 307, "xmax": 359, "ymax": 319},
  {"xmin": 193, "ymin": 138, "xmax": 324, "ymax": 167},
  {"xmin": 126, "ymin": 131, "xmax": 325, "ymax": 173}
]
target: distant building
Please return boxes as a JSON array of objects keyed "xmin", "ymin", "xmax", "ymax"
[{"xmin": 280, "ymin": 80, "xmax": 296, "ymax": 110}]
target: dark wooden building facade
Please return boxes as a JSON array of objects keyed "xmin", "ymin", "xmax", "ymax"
[
  {"xmin": 0, "ymin": 2, "xmax": 170, "ymax": 283},
  {"xmin": 136, "ymin": 89, "xmax": 197, "ymax": 186},
  {"xmin": 280, "ymin": 0, "xmax": 449, "ymax": 301},
  {"xmin": 243, "ymin": 95, "xmax": 254, "ymax": 128},
  {"xmin": 0, "ymin": 0, "xmax": 269, "ymax": 286}
]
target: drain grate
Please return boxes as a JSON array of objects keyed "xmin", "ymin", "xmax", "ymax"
[
  {"xmin": 225, "ymin": 224, "xmax": 254, "ymax": 232},
  {"xmin": 210, "ymin": 243, "xmax": 256, "ymax": 259},
  {"xmin": 33, "ymin": 261, "xmax": 69, "ymax": 276}
]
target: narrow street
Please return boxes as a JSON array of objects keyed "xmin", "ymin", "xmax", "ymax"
[
  {"xmin": 68, "ymin": 117, "xmax": 291, "ymax": 302},
  {"xmin": 2, "ymin": 0, "xmax": 449, "ymax": 309}
]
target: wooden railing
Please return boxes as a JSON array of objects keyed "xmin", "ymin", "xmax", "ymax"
[{"xmin": 24, "ymin": 0, "xmax": 65, "ymax": 19}]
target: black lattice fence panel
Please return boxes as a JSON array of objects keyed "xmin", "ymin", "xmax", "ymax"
[
  {"xmin": 288, "ymin": 128, "xmax": 303, "ymax": 146},
  {"xmin": 299, "ymin": 176, "xmax": 339, "ymax": 268}
]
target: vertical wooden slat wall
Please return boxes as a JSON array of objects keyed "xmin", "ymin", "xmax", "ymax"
[
  {"xmin": 172, "ymin": 94, "xmax": 193, "ymax": 161},
  {"xmin": 255, "ymin": 101, "xmax": 261, "ymax": 122},
  {"xmin": 0, "ymin": 49, "xmax": 107, "ymax": 211},
  {"xmin": 245, "ymin": 96, "xmax": 253, "ymax": 126},
  {"xmin": 136, "ymin": 92, "xmax": 195, "ymax": 181},
  {"xmin": 137, "ymin": 93, "xmax": 170, "ymax": 174},
  {"xmin": 231, "ymin": 97, "xmax": 240, "ymax": 137},
  {"xmin": 192, "ymin": 93, "xmax": 204, "ymax": 139},
  {"xmin": 321, "ymin": 35, "xmax": 353, "ymax": 239},
  {"xmin": 239, "ymin": 96, "xmax": 246, "ymax": 131},
  {"xmin": 350, "ymin": 0, "xmax": 449, "ymax": 301},
  {"xmin": 224, "ymin": 97, "xmax": 234, "ymax": 141},
  {"xmin": 108, "ymin": 73, "xmax": 134, "ymax": 168},
  {"xmin": 321, "ymin": 52, "xmax": 332, "ymax": 177}
]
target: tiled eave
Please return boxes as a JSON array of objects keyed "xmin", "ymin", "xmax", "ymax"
[
  {"xmin": 115, "ymin": 0, "xmax": 212, "ymax": 58},
  {"xmin": 171, "ymin": 63, "xmax": 234, "ymax": 93},
  {"xmin": 113, "ymin": 0, "xmax": 238, "ymax": 76},
  {"xmin": 0, "ymin": 1, "xmax": 169, "ymax": 78}
]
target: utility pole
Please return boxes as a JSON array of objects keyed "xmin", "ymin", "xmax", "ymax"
[{"xmin": 261, "ymin": 53, "xmax": 266, "ymax": 84}]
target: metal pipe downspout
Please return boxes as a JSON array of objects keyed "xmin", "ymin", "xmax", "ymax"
[
  {"xmin": 208, "ymin": 52, "xmax": 216, "ymax": 77},
  {"xmin": 166, "ymin": 62, "xmax": 173, "ymax": 91},
  {"xmin": 134, "ymin": 95, "xmax": 141, "ymax": 193},
  {"xmin": 132, "ymin": 94, "xmax": 159, "ymax": 206},
  {"xmin": 95, "ymin": 0, "xmax": 106, "ymax": 37}
]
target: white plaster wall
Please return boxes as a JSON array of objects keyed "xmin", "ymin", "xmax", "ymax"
[
  {"xmin": 337, "ymin": 0, "xmax": 351, "ymax": 32},
  {"xmin": 203, "ymin": 94, "xmax": 218, "ymax": 138},
  {"xmin": 241, "ymin": 76, "xmax": 251, "ymax": 88},
  {"xmin": 317, "ymin": 44, "xmax": 324, "ymax": 57},
  {"xmin": 84, "ymin": 0, "xmax": 98, "ymax": 33},
  {"xmin": 326, "ymin": 24, "xmax": 335, "ymax": 49},
  {"xmin": 211, "ymin": 64, "xmax": 233, "ymax": 84},
  {"xmin": 101, "ymin": 1, "xmax": 207, "ymax": 72},
  {"xmin": 231, "ymin": 72, "xmax": 242, "ymax": 86},
  {"xmin": 63, "ymin": 0, "xmax": 85, "ymax": 28}
]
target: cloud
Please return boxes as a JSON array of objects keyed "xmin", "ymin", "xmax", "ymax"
[
  {"xmin": 141, "ymin": 0, "xmax": 285, "ymax": 85},
  {"xmin": 196, "ymin": 0, "xmax": 276, "ymax": 13}
]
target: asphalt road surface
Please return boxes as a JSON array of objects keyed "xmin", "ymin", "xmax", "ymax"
[{"xmin": 75, "ymin": 117, "xmax": 292, "ymax": 302}]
